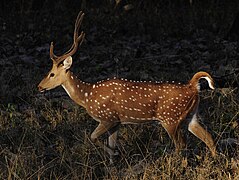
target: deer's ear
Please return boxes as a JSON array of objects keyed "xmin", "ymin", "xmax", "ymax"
[{"xmin": 63, "ymin": 56, "xmax": 72, "ymax": 70}]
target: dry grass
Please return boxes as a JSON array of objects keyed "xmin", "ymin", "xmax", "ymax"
[{"xmin": 0, "ymin": 86, "xmax": 238, "ymax": 179}]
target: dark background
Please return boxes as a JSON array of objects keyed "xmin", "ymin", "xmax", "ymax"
[
  {"xmin": 0, "ymin": 0, "xmax": 238, "ymax": 179},
  {"xmin": 0, "ymin": 0, "xmax": 238, "ymax": 103}
]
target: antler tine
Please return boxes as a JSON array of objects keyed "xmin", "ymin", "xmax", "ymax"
[
  {"xmin": 49, "ymin": 42, "xmax": 58, "ymax": 61},
  {"xmin": 60, "ymin": 11, "xmax": 85, "ymax": 59},
  {"xmin": 74, "ymin": 11, "xmax": 84, "ymax": 40},
  {"xmin": 68, "ymin": 31, "xmax": 85, "ymax": 56},
  {"xmin": 78, "ymin": 32, "xmax": 85, "ymax": 46}
]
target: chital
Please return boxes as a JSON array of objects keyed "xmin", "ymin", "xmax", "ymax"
[{"xmin": 38, "ymin": 11, "xmax": 216, "ymax": 162}]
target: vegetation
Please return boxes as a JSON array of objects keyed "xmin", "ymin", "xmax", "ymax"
[{"xmin": 0, "ymin": 0, "xmax": 238, "ymax": 179}]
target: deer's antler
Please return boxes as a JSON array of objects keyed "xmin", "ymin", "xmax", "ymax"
[{"xmin": 50, "ymin": 11, "xmax": 85, "ymax": 63}]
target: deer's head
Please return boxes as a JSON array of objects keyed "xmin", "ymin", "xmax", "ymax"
[{"xmin": 38, "ymin": 12, "xmax": 85, "ymax": 92}]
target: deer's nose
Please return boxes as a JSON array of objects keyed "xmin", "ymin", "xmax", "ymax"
[{"xmin": 38, "ymin": 85, "xmax": 44, "ymax": 92}]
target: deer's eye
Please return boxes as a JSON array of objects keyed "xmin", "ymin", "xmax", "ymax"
[{"xmin": 49, "ymin": 73, "xmax": 55, "ymax": 77}]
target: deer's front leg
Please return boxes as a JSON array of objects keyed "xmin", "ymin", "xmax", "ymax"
[
  {"xmin": 108, "ymin": 124, "xmax": 120, "ymax": 161},
  {"xmin": 108, "ymin": 130, "xmax": 119, "ymax": 152},
  {"xmin": 90, "ymin": 121, "xmax": 119, "ymax": 159}
]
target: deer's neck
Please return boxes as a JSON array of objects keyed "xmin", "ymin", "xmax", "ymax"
[{"xmin": 61, "ymin": 71, "xmax": 91, "ymax": 108}]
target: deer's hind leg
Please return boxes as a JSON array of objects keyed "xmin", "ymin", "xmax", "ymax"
[
  {"xmin": 188, "ymin": 113, "xmax": 216, "ymax": 156},
  {"xmin": 161, "ymin": 121, "xmax": 186, "ymax": 153}
]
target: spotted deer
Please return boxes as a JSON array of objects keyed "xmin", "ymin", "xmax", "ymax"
[{"xmin": 38, "ymin": 11, "xmax": 216, "ymax": 161}]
